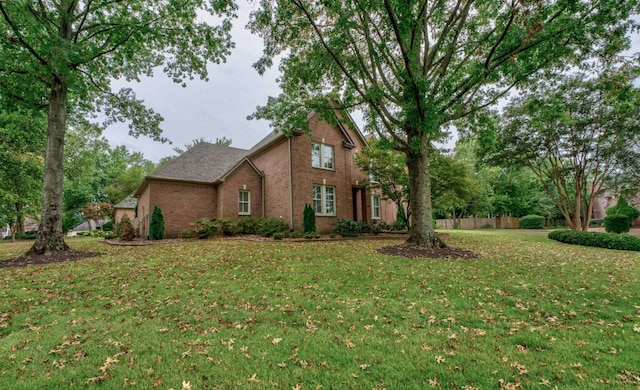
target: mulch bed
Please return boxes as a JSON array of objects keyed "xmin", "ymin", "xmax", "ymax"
[
  {"xmin": 0, "ymin": 251, "xmax": 102, "ymax": 270},
  {"xmin": 377, "ymin": 244, "xmax": 481, "ymax": 260}
]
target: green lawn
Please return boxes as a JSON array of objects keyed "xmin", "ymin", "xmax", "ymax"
[{"xmin": 1, "ymin": 232, "xmax": 639, "ymax": 389}]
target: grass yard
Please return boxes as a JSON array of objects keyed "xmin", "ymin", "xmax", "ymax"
[{"xmin": 1, "ymin": 232, "xmax": 639, "ymax": 389}]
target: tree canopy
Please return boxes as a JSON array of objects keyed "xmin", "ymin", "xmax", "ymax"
[
  {"xmin": 249, "ymin": 0, "xmax": 638, "ymax": 247},
  {"xmin": 0, "ymin": 0, "xmax": 237, "ymax": 254},
  {"xmin": 489, "ymin": 69, "xmax": 640, "ymax": 230}
]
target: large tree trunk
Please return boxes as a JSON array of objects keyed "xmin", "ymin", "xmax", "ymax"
[
  {"xmin": 405, "ymin": 140, "xmax": 446, "ymax": 249},
  {"xmin": 27, "ymin": 75, "xmax": 69, "ymax": 255},
  {"xmin": 15, "ymin": 203, "xmax": 25, "ymax": 235}
]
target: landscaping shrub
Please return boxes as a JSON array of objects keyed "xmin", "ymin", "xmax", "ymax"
[
  {"xmin": 519, "ymin": 214, "xmax": 545, "ymax": 229},
  {"xmin": 118, "ymin": 215, "xmax": 136, "ymax": 241},
  {"xmin": 604, "ymin": 214, "xmax": 630, "ymax": 234},
  {"xmin": 606, "ymin": 196, "xmax": 640, "ymax": 226},
  {"xmin": 303, "ymin": 204, "xmax": 316, "ymax": 233},
  {"xmin": 272, "ymin": 231, "xmax": 289, "ymax": 240},
  {"xmin": 237, "ymin": 217, "xmax": 261, "ymax": 234},
  {"xmin": 193, "ymin": 218, "xmax": 219, "ymax": 239},
  {"xmin": 589, "ymin": 218, "xmax": 604, "ymax": 227},
  {"xmin": 548, "ymin": 230, "xmax": 640, "ymax": 251},
  {"xmin": 21, "ymin": 231, "xmax": 37, "ymax": 239},
  {"xmin": 102, "ymin": 220, "xmax": 114, "ymax": 232},
  {"xmin": 356, "ymin": 221, "xmax": 372, "ymax": 233},
  {"xmin": 332, "ymin": 219, "xmax": 360, "ymax": 237},
  {"xmin": 149, "ymin": 206, "xmax": 165, "ymax": 240},
  {"xmin": 257, "ymin": 217, "xmax": 290, "ymax": 237},
  {"xmin": 391, "ymin": 219, "xmax": 407, "ymax": 231},
  {"xmin": 218, "ymin": 218, "xmax": 243, "ymax": 236}
]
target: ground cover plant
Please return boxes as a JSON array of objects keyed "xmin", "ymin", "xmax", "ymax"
[{"xmin": 1, "ymin": 232, "xmax": 639, "ymax": 388}]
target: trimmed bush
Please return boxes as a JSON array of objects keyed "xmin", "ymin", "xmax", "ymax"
[
  {"xmin": 237, "ymin": 217, "xmax": 261, "ymax": 234},
  {"xmin": 604, "ymin": 214, "xmax": 630, "ymax": 234},
  {"xmin": 548, "ymin": 230, "xmax": 640, "ymax": 251},
  {"xmin": 519, "ymin": 214, "xmax": 545, "ymax": 229},
  {"xmin": 118, "ymin": 214, "xmax": 136, "ymax": 241},
  {"xmin": 257, "ymin": 218, "xmax": 290, "ymax": 237},
  {"xmin": 606, "ymin": 196, "xmax": 640, "ymax": 226},
  {"xmin": 218, "ymin": 218, "xmax": 243, "ymax": 236},
  {"xmin": 332, "ymin": 219, "xmax": 360, "ymax": 237},
  {"xmin": 102, "ymin": 220, "xmax": 114, "ymax": 232},
  {"xmin": 149, "ymin": 206, "xmax": 165, "ymax": 240},
  {"xmin": 194, "ymin": 218, "xmax": 219, "ymax": 239},
  {"xmin": 303, "ymin": 204, "xmax": 316, "ymax": 234}
]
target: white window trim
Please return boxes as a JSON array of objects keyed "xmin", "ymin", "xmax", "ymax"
[
  {"xmin": 371, "ymin": 195, "xmax": 381, "ymax": 219},
  {"xmin": 312, "ymin": 142, "xmax": 335, "ymax": 171},
  {"xmin": 313, "ymin": 184, "xmax": 336, "ymax": 216},
  {"xmin": 238, "ymin": 190, "xmax": 251, "ymax": 216}
]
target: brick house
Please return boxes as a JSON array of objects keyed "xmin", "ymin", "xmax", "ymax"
[{"xmin": 133, "ymin": 112, "xmax": 397, "ymax": 237}]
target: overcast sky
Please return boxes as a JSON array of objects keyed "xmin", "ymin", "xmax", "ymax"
[{"xmin": 103, "ymin": 4, "xmax": 640, "ymax": 163}]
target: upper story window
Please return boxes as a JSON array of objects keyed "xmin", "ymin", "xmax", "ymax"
[
  {"xmin": 312, "ymin": 143, "xmax": 334, "ymax": 170},
  {"xmin": 238, "ymin": 190, "xmax": 251, "ymax": 215}
]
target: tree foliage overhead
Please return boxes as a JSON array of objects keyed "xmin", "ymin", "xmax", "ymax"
[
  {"xmin": 0, "ymin": 0, "xmax": 237, "ymax": 254},
  {"xmin": 489, "ymin": 69, "xmax": 640, "ymax": 231},
  {"xmin": 249, "ymin": 0, "xmax": 638, "ymax": 248}
]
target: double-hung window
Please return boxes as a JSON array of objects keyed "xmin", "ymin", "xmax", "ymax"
[
  {"xmin": 311, "ymin": 143, "xmax": 334, "ymax": 170},
  {"xmin": 371, "ymin": 195, "xmax": 381, "ymax": 219},
  {"xmin": 238, "ymin": 190, "xmax": 251, "ymax": 215},
  {"xmin": 313, "ymin": 185, "xmax": 336, "ymax": 216}
]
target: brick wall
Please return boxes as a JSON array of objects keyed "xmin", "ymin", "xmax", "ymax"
[
  {"xmin": 146, "ymin": 180, "xmax": 217, "ymax": 238},
  {"xmin": 217, "ymin": 161, "xmax": 263, "ymax": 219},
  {"xmin": 251, "ymin": 139, "xmax": 293, "ymax": 226}
]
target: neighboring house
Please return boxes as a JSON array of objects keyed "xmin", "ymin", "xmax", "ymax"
[
  {"xmin": 134, "ymin": 112, "xmax": 397, "ymax": 237},
  {"xmin": 592, "ymin": 190, "xmax": 640, "ymax": 226},
  {"xmin": 113, "ymin": 195, "xmax": 137, "ymax": 227},
  {"xmin": 0, "ymin": 225, "xmax": 9, "ymax": 239}
]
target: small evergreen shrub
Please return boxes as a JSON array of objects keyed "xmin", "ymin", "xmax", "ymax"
[
  {"xmin": 218, "ymin": 218, "xmax": 242, "ymax": 236},
  {"xmin": 272, "ymin": 231, "xmax": 289, "ymax": 240},
  {"xmin": 257, "ymin": 217, "xmax": 290, "ymax": 237},
  {"xmin": 303, "ymin": 204, "xmax": 316, "ymax": 233},
  {"xmin": 392, "ymin": 219, "xmax": 407, "ymax": 231},
  {"xmin": 332, "ymin": 219, "xmax": 360, "ymax": 237},
  {"xmin": 237, "ymin": 217, "xmax": 261, "ymax": 234},
  {"xmin": 102, "ymin": 220, "xmax": 114, "ymax": 232},
  {"xmin": 606, "ymin": 196, "xmax": 640, "ymax": 226},
  {"xmin": 604, "ymin": 214, "xmax": 630, "ymax": 234},
  {"xmin": 149, "ymin": 206, "xmax": 165, "ymax": 240},
  {"xmin": 193, "ymin": 218, "xmax": 219, "ymax": 239},
  {"xmin": 548, "ymin": 230, "xmax": 640, "ymax": 251},
  {"xmin": 519, "ymin": 214, "xmax": 545, "ymax": 229},
  {"xmin": 118, "ymin": 214, "xmax": 136, "ymax": 241}
]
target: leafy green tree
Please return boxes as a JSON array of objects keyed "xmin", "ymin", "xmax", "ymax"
[
  {"xmin": 149, "ymin": 206, "xmax": 165, "ymax": 240},
  {"xmin": 0, "ymin": 0, "xmax": 237, "ymax": 254},
  {"xmin": 356, "ymin": 138, "xmax": 411, "ymax": 229},
  {"xmin": 248, "ymin": 0, "xmax": 636, "ymax": 248},
  {"xmin": 490, "ymin": 70, "xmax": 640, "ymax": 230},
  {"xmin": 430, "ymin": 154, "xmax": 479, "ymax": 228},
  {"xmin": 0, "ymin": 107, "xmax": 45, "ymax": 241}
]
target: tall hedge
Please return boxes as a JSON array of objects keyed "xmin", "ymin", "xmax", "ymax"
[
  {"xmin": 149, "ymin": 206, "xmax": 165, "ymax": 240},
  {"xmin": 303, "ymin": 204, "xmax": 316, "ymax": 233},
  {"xmin": 519, "ymin": 214, "xmax": 545, "ymax": 229}
]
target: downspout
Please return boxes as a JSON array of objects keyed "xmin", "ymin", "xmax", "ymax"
[
  {"xmin": 289, "ymin": 138, "xmax": 294, "ymax": 229},
  {"xmin": 146, "ymin": 181, "xmax": 151, "ymax": 239},
  {"xmin": 261, "ymin": 174, "xmax": 265, "ymax": 218}
]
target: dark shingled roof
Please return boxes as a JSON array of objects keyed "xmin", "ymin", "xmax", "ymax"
[
  {"xmin": 248, "ymin": 130, "xmax": 283, "ymax": 155},
  {"xmin": 114, "ymin": 194, "xmax": 137, "ymax": 209},
  {"xmin": 148, "ymin": 143, "xmax": 249, "ymax": 183}
]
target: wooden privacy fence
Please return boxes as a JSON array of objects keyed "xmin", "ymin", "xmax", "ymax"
[{"xmin": 436, "ymin": 217, "xmax": 520, "ymax": 229}]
